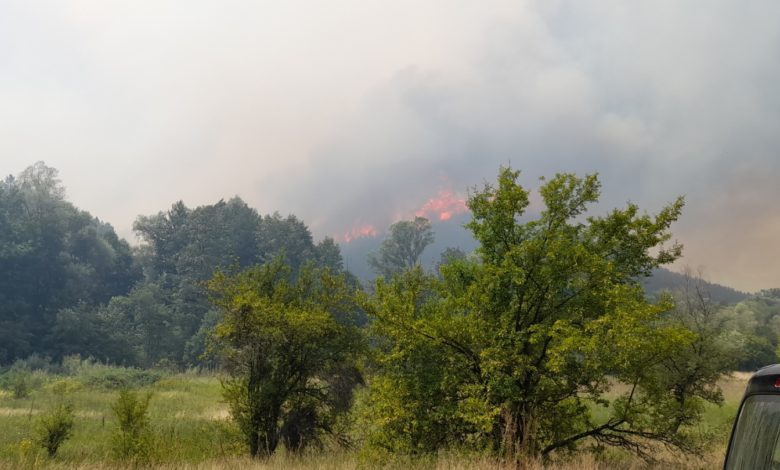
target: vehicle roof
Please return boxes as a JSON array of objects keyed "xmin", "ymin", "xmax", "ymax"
[
  {"xmin": 745, "ymin": 364, "xmax": 780, "ymax": 396},
  {"xmin": 753, "ymin": 364, "xmax": 780, "ymax": 377}
]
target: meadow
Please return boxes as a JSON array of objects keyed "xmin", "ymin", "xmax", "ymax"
[{"xmin": 0, "ymin": 359, "xmax": 748, "ymax": 469}]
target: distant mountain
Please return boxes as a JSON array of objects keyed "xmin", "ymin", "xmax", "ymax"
[
  {"xmin": 340, "ymin": 213, "xmax": 477, "ymax": 284},
  {"xmin": 340, "ymin": 218, "xmax": 750, "ymax": 306},
  {"xmin": 641, "ymin": 268, "xmax": 749, "ymax": 304}
]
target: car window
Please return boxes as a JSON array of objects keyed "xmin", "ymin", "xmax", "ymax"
[{"xmin": 726, "ymin": 394, "xmax": 780, "ymax": 470}]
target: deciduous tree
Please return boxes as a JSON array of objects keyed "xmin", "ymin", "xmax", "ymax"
[
  {"xmin": 362, "ymin": 168, "xmax": 699, "ymax": 461},
  {"xmin": 208, "ymin": 260, "xmax": 363, "ymax": 458},
  {"xmin": 368, "ymin": 217, "xmax": 434, "ymax": 278}
]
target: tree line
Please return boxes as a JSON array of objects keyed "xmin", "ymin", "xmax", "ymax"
[
  {"xmin": 0, "ymin": 162, "xmax": 352, "ymax": 367},
  {"xmin": 2, "ymin": 162, "xmax": 780, "ymax": 462}
]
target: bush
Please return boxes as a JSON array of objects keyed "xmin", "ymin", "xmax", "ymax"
[
  {"xmin": 0, "ymin": 370, "xmax": 46, "ymax": 398},
  {"xmin": 9, "ymin": 354, "xmax": 60, "ymax": 374},
  {"xmin": 11, "ymin": 373, "xmax": 30, "ymax": 399},
  {"xmin": 62, "ymin": 357, "xmax": 162, "ymax": 390},
  {"xmin": 35, "ymin": 403, "xmax": 75, "ymax": 457},
  {"xmin": 81, "ymin": 368, "xmax": 162, "ymax": 390},
  {"xmin": 111, "ymin": 389, "xmax": 154, "ymax": 462},
  {"xmin": 45, "ymin": 378, "xmax": 83, "ymax": 394}
]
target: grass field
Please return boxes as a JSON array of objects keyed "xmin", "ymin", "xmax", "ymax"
[{"xmin": 0, "ymin": 361, "xmax": 749, "ymax": 469}]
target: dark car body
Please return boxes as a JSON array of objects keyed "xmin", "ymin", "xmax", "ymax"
[{"xmin": 724, "ymin": 365, "xmax": 780, "ymax": 469}]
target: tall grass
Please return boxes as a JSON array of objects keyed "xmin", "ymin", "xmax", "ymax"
[{"xmin": 0, "ymin": 359, "xmax": 744, "ymax": 469}]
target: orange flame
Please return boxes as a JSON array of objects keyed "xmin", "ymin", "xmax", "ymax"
[
  {"xmin": 415, "ymin": 189, "xmax": 468, "ymax": 221},
  {"xmin": 338, "ymin": 224, "xmax": 378, "ymax": 243},
  {"xmin": 336, "ymin": 188, "xmax": 469, "ymax": 244}
]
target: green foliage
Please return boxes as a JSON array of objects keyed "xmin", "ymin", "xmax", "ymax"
[
  {"xmin": 81, "ymin": 368, "xmax": 162, "ymax": 391},
  {"xmin": 44, "ymin": 378, "xmax": 83, "ymax": 394},
  {"xmin": 111, "ymin": 389, "xmax": 154, "ymax": 462},
  {"xmin": 11, "ymin": 372, "xmax": 30, "ymax": 399},
  {"xmin": 0, "ymin": 363, "xmax": 743, "ymax": 468},
  {"xmin": 208, "ymin": 259, "xmax": 364, "ymax": 458},
  {"xmin": 130, "ymin": 199, "xmax": 352, "ymax": 367},
  {"xmin": 0, "ymin": 162, "xmax": 140, "ymax": 364},
  {"xmin": 362, "ymin": 168, "xmax": 698, "ymax": 460},
  {"xmin": 34, "ymin": 402, "xmax": 75, "ymax": 457},
  {"xmin": 61, "ymin": 356, "xmax": 162, "ymax": 390},
  {"xmin": 719, "ymin": 290, "xmax": 780, "ymax": 370},
  {"xmin": 2, "ymin": 162, "xmax": 356, "ymax": 370},
  {"xmin": 368, "ymin": 217, "xmax": 435, "ymax": 278},
  {"xmin": 256, "ymin": 212, "xmax": 316, "ymax": 271},
  {"xmin": 734, "ymin": 333, "xmax": 776, "ymax": 370},
  {"xmin": 103, "ymin": 284, "xmax": 185, "ymax": 368},
  {"xmin": 49, "ymin": 303, "xmax": 138, "ymax": 366},
  {"xmin": 649, "ymin": 272, "xmax": 740, "ymax": 436}
]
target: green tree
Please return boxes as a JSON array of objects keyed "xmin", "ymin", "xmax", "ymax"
[
  {"xmin": 362, "ymin": 168, "xmax": 697, "ymax": 460},
  {"xmin": 256, "ymin": 213, "xmax": 317, "ymax": 272},
  {"xmin": 436, "ymin": 246, "xmax": 468, "ymax": 277},
  {"xmin": 208, "ymin": 260, "xmax": 363, "ymax": 458},
  {"xmin": 35, "ymin": 403, "xmax": 75, "ymax": 457},
  {"xmin": 132, "ymin": 199, "xmax": 349, "ymax": 367},
  {"xmin": 367, "ymin": 217, "xmax": 434, "ymax": 278},
  {"xmin": 651, "ymin": 269, "xmax": 739, "ymax": 434},
  {"xmin": 0, "ymin": 163, "xmax": 140, "ymax": 364},
  {"xmin": 719, "ymin": 289, "xmax": 780, "ymax": 370},
  {"xmin": 107, "ymin": 284, "xmax": 184, "ymax": 367},
  {"xmin": 111, "ymin": 390, "xmax": 154, "ymax": 462}
]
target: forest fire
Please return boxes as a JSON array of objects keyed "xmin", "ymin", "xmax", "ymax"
[
  {"xmin": 414, "ymin": 189, "xmax": 468, "ymax": 221},
  {"xmin": 340, "ymin": 224, "xmax": 378, "ymax": 243},
  {"xmin": 336, "ymin": 189, "xmax": 469, "ymax": 243}
]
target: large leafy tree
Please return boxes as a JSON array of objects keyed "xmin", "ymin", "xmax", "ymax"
[
  {"xmin": 132, "ymin": 199, "xmax": 351, "ymax": 366},
  {"xmin": 208, "ymin": 260, "xmax": 364, "ymax": 458},
  {"xmin": 724, "ymin": 292, "xmax": 780, "ymax": 371},
  {"xmin": 0, "ymin": 163, "xmax": 140, "ymax": 363},
  {"xmin": 368, "ymin": 217, "xmax": 434, "ymax": 278},
  {"xmin": 362, "ymin": 168, "xmax": 703, "ymax": 460},
  {"xmin": 651, "ymin": 269, "xmax": 740, "ymax": 435}
]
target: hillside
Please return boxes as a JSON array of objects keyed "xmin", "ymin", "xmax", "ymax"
[{"xmin": 642, "ymin": 268, "xmax": 750, "ymax": 304}]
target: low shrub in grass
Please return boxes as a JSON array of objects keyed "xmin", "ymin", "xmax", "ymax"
[
  {"xmin": 80, "ymin": 368, "xmax": 162, "ymax": 390},
  {"xmin": 0, "ymin": 371, "xmax": 42, "ymax": 399},
  {"xmin": 34, "ymin": 403, "xmax": 75, "ymax": 457},
  {"xmin": 111, "ymin": 389, "xmax": 155, "ymax": 463},
  {"xmin": 44, "ymin": 378, "xmax": 83, "ymax": 394},
  {"xmin": 62, "ymin": 356, "xmax": 162, "ymax": 390},
  {"xmin": 10, "ymin": 354, "xmax": 61, "ymax": 374},
  {"xmin": 11, "ymin": 372, "xmax": 30, "ymax": 399}
]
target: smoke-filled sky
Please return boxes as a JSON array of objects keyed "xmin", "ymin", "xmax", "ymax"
[{"xmin": 2, "ymin": 1, "xmax": 779, "ymax": 292}]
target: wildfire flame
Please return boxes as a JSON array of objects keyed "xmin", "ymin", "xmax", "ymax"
[
  {"xmin": 339, "ymin": 224, "xmax": 378, "ymax": 243},
  {"xmin": 336, "ymin": 188, "xmax": 469, "ymax": 243},
  {"xmin": 415, "ymin": 189, "xmax": 468, "ymax": 222}
]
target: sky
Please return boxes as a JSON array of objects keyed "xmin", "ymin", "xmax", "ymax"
[{"xmin": 1, "ymin": 0, "xmax": 779, "ymax": 292}]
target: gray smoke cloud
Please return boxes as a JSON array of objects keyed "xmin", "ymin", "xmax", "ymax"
[{"xmin": 1, "ymin": 1, "xmax": 778, "ymax": 291}]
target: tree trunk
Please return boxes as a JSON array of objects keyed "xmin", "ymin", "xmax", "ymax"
[
  {"xmin": 249, "ymin": 430, "xmax": 260, "ymax": 458},
  {"xmin": 500, "ymin": 404, "xmax": 539, "ymax": 463}
]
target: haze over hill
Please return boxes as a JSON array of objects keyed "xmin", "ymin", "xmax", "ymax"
[
  {"xmin": 2, "ymin": 1, "xmax": 780, "ymax": 292},
  {"xmin": 340, "ymin": 211, "xmax": 753, "ymax": 301},
  {"xmin": 4, "ymin": 3, "xmax": 780, "ymax": 467}
]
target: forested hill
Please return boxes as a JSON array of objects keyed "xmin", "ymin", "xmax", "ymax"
[
  {"xmin": 0, "ymin": 162, "xmax": 769, "ymax": 372},
  {"xmin": 0, "ymin": 163, "xmax": 354, "ymax": 367},
  {"xmin": 642, "ymin": 268, "xmax": 750, "ymax": 303},
  {"xmin": 344, "ymin": 219, "xmax": 750, "ymax": 305}
]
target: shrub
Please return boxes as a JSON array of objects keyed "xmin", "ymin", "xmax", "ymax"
[
  {"xmin": 45, "ymin": 378, "xmax": 83, "ymax": 394},
  {"xmin": 11, "ymin": 372, "xmax": 30, "ymax": 399},
  {"xmin": 0, "ymin": 369, "xmax": 46, "ymax": 398},
  {"xmin": 11, "ymin": 354, "xmax": 60, "ymax": 374},
  {"xmin": 62, "ymin": 356, "xmax": 162, "ymax": 390},
  {"xmin": 81, "ymin": 368, "xmax": 162, "ymax": 390},
  {"xmin": 62, "ymin": 357, "xmax": 162, "ymax": 390},
  {"xmin": 35, "ymin": 403, "xmax": 75, "ymax": 457},
  {"xmin": 111, "ymin": 389, "xmax": 154, "ymax": 462}
]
